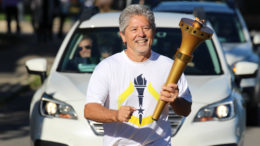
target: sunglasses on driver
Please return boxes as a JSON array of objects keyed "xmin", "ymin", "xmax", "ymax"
[{"xmin": 79, "ymin": 45, "xmax": 92, "ymax": 50}]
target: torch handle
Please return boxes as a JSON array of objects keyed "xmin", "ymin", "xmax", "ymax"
[{"xmin": 152, "ymin": 51, "xmax": 191, "ymax": 120}]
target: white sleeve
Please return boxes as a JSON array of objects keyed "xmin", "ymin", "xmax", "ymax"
[
  {"xmin": 177, "ymin": 74, "xmax": 192, "ymax": 102},
  {"xmin": 85, "ymin": 61, "xmax": 110, "ymax": 105}
]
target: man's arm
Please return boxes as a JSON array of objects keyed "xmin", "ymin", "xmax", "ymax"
[
  {"xmin": 160, "ymin": 83, "xmax": 192, "ymax": 117},
  {"xmin": 84, "ymin": 103, "xmax": 136, "ymax": 123}
]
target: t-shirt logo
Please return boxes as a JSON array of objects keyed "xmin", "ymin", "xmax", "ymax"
[
  {"xmin": 134, "ymin": 74, "xmax": 147, "ymax": 125},
  {"xmin": 117, "ymin": 74, "xmax": 160, "ymax": 127}
]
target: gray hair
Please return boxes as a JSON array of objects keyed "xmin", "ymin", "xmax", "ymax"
[{"xmin": 119, "ymin": 4, "xmax": 156, "ymax": 33}]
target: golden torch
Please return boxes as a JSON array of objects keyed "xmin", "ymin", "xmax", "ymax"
[{"xmin": 152, "ymin": 17, "xmax": 214, "ymax": 121}]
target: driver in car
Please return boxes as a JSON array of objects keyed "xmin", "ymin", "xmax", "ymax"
[
  {"xmin": 78, "ymin": 37, "xmax": 96, "ymax": 64},
  {"xmin": 68, "ymin": 36, "xmax": 99, "ymax": 72}
]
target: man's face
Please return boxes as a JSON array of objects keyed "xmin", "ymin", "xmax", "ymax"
[
  {"xmin": 79, "ymin": 39, "xmax": 92, "ymax": 58},
  {"xmin": 120, "ymin": 15, "xmax": 154, "ymax": 55}
]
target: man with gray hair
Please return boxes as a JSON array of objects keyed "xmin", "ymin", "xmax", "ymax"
[{"xmin": 84, "ymin": 4, "xmax": 192, "ymax": 145}]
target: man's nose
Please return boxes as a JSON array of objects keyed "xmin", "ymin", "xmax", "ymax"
[{"xmin": 138, "ymin": 28, "xmax": 146, "ymax": 37}]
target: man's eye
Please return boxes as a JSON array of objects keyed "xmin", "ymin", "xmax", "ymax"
[
  {"xmin": 131, "ymin": 29, "xmax": 137, "ymax": 32},
  {"xmin": 143, "ymin": 27, "xmax": 151, "ymax": 30}
]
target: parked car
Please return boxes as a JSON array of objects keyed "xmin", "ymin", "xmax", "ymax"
[
  {"xmin": 26, "ymin": 12, "xmax": 247, "ymax": 146},
  {"xmin": 154, "ymin": 0, "xmax": 260, "ymax": 121}
]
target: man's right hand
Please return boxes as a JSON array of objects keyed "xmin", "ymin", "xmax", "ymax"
[
  {"xmin": 116, "ymin": 106, "xmax": 136, "ymax": 122},
  {"xmin": 84, "ymin": 103, "xmax": 136, "ymax": 123}
]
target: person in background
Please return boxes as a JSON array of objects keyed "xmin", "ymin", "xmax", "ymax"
[
  {"xmin": 139, "ymin": 0, "xmax": 145, "ymax": 5},
  {"xmin": 57, "ymin": 0, "xmax": 70, "ymax": 38},
  {"xmin": 78, "ymin": 0, "xmax": 115, "ymax": 24},
  {"xmin": 131, "ymin": 0, "xmax": 160, "ymax": 8},
  {"xmin": 100, "ymin": 46, "xmax": 113, "ymax": 60},
  {"xmin": 94, "ymin": 0, "xmax": 115, "ymax": 13},
  {"xmin": 30, "ymin": 0, "xmax": 41, "ymax": 36},
  {"xmin": 30, "ymin": 0, "xmax": 56, "ymax": 42},
  {"xmin": 2, "ymin": 0, "xmax": 21, "ymax": 34}
]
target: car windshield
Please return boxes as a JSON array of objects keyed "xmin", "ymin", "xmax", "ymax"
[
  {"xmin": 57, "ymin": 27, "xmax": 222, "ymax": 75},
  {"xmin": 207, "ymin": 13, "xmax": 246, "ymax": 43}
]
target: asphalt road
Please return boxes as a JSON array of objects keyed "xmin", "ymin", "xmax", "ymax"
[
  {"xmin": 0, "ymin": 89, "xmax": 32, "ymax": 146},
  {"xmin": 0, "ymin": 89, "xmax": 260, "ymax": 146}
]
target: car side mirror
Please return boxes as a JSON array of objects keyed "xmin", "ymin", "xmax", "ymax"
[
  {"xmin": 25, "ymin": 58, "xmax": 47, "ymax": 83},
  {"xmin": 253, "ymin": 33, "xmax": 260, "ymax": 52},
  {"xmin": 232, "ymin": 61, "xmax": 258, "ymax": 85}
]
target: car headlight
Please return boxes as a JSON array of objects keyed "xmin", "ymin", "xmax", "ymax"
[
  {"xmin": 39, "ymin": 93, "xmax": 78, "ymax": 120},
  {"xmin": 194, "ymin": 96, "xmax": 235, "ymax": 122}
]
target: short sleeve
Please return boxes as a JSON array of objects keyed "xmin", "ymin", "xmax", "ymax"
[
  {"xmin": 177, "ymin": 74, "xmax": 192, "ymax": 102},
  {"xmin": 85, "ymin": 61, "xmax": 110, "ymax": 105}
]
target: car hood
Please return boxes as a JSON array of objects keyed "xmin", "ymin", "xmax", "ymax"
[
  {"xmin": 45, "ymin": 72, "xmax": 91, "ymax": 101},
  {"xmin": 45, "ymin": 72, "xmax": 231, "ymax": 105},
  {"xmin": 222, "ymin": 42, "xmax": 259, "ymax": 65},
  {"xmin": 186, "ymin": 75, "xmax": 231, "ymax": 104}
]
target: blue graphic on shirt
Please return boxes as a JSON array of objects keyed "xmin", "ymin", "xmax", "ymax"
[{"xmin": 134, "ymin": 74, "xmax": 147, "ymax": 125}]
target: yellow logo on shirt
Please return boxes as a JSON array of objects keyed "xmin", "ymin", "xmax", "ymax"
[{"xmin": 117, "ymin": 82, "xmax": 135, "ymax": 109}]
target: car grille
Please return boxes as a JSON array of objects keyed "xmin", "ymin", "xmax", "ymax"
[
  {"xmin": 87, "ymin": 107, "xmax": 185, "ymax": 136},
  {"xmin": 168, "ymin": 106, "xmax": 185, "ymax": 136}
]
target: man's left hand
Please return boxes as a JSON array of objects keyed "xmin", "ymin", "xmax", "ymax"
[{"xmin": 160, "ymin": 83, "xmax": 179, "ymax": 103}]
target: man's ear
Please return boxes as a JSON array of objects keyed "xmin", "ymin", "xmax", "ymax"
[{"xmin": 120, "ymin": 32, "xmax": 126, "ymax": 43}]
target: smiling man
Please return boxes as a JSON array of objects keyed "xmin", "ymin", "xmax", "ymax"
[{"xmin": 84, "ymin": 4, "xmax": 192, "ymax": 146}]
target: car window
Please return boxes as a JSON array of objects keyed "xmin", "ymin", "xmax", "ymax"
[
  {"xmin": 57, "ymin": 27, "xmax": 222, "ymax": 75},
  {"xmin": 207, "ymin": 12, "xmax": 246, "ymax": 43}
]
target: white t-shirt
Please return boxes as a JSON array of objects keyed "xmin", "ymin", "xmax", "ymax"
[{"xmin": 86, "ymin": 51, "xmax": 192, "ymax": 146}]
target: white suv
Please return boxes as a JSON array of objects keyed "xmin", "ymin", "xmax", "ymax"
[{"xmin": 26, "ymin": 12, "xmax": 249, "ymax": 146}]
